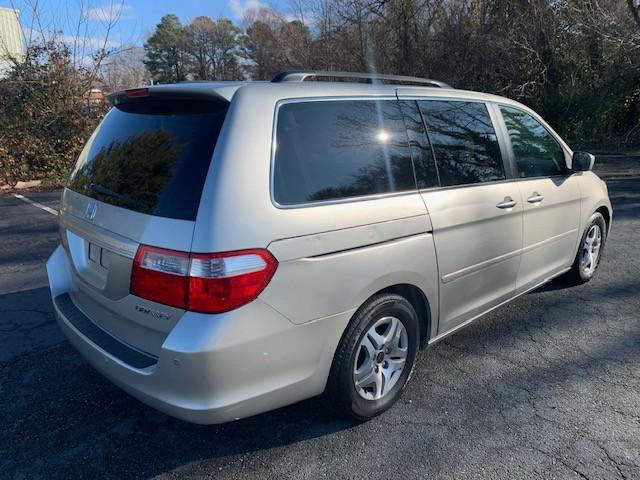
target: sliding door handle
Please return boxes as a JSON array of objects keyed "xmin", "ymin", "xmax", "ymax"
[
  {"xmin": 527, "ymin": 192, "xmax": 544, "ymax": 203},
  {"xmin": 496, "ymin": 196, "xmax": 517, "ymax": 209}
]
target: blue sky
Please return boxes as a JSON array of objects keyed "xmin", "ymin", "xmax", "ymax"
[{"xmin": 7, "ymin": 0, "xmax": 286, "ymax": 50}]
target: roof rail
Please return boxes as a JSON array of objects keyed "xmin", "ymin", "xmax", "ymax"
[{"xmin": 271, "ymin": 70, "xmax": 452, "ymax": 88}]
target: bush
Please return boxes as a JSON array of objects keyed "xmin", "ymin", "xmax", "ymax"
[{"xmin": 0, "ymin": 42, "xmax": 107, "ymax": 186}]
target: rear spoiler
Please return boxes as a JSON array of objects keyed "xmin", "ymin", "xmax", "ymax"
[{"xmin": 107, "ymin": 85, "xmax": 231, "ymax": 106}]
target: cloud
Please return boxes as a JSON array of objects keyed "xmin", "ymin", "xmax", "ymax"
[
  {"xmin": 85, "ymin": 4, "xmax": 133, "ymax": 23},
  {"xmin": 24, "ymin": 27, "xmax": 120, "ymax": 51},
  {"xmin": 229, "ymin": 0, "xmax": 268, "ymax": 18},
  {"xmin": 59, "ymin": 34, "xmax": 120, "ymax": 50}
]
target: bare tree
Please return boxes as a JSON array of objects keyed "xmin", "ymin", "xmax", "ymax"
[
  {"xmin": 99, "ymin": 45, "xmax": 150, "ymax": 91},
  {"xmin": 244, "ymin": 7, "xmax": 312, "ymax": 79},
  {"xmin": 10, "ymin": 0, "xmax": 129, "ymax": 87}
]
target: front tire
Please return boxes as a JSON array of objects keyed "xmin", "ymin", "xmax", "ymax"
[
  {"xmin": 324, "ymin": 294, "xmax": 420, "ymax": 422},
  {"xmin": 568, "ymin": 212, "xmax": 607, "ymax": 284}
]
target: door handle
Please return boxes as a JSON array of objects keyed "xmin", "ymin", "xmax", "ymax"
[
  {"xmin": 496, "ymin": 196, "xmax": 517, "ymax": 209},
  {"xmin": 527, "ymin": 192, "xmax": 544, "ymax": 204}
]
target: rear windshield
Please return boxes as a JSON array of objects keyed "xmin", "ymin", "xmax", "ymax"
[{"xmin": 68, "ymin": 99, "xmax": 228, "ymax": 220}]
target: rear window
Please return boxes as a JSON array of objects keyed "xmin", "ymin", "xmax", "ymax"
[
  {"xmin": 68, "ymin": 99, "xmax": 228, "ymax": 220},
  {"xmin": 273, "ymin": 100, "xmax": 416, "ymax": 205}
]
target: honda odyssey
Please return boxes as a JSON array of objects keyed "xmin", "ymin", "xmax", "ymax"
[{"xmin": 47, "ymin": 71, "xmax": 612, "ymax": 423}]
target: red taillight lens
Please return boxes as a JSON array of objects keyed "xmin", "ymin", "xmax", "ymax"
[
  {"xmin": 130, "ymin": 246, "xmax": 278, "ymax": 314},
  {"xmin": 131, "ymin": 246, "xmax": 189, "ymax": 309},
  {"xmin": 188, "ymin": 250, "xmax": 278, "ymax": 313}
]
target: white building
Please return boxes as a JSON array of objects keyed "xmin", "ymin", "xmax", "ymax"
[{"xmin": 0, "ymin": 7, "xmax": 23, "ymax": 78}]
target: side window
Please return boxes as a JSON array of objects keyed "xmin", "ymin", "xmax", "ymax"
[
  {"xmin": 273, "ymin": 100, "xmax": 416, "ymax": 205},
  {"xmin": 398, "ymin": 100, "xmax": 439, "ymax": 189},
  {"xmin": 500, "ymin": 106, "xmax": 566, "ymax": 178},
  {"xmin": 418, "ymin": 100, "xmax": 505, "ymax": 186}
]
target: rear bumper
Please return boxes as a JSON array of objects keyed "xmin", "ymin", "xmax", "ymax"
[{"xmin": 47, "ymin": 245, "xmax": 352, "ymax": 424}]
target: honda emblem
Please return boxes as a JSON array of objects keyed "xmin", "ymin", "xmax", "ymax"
[{"xmin": 85, "ymin": 202, "xmax": 98, "ymax": 221}]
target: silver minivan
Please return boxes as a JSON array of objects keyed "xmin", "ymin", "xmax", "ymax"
[{"xmin": 47, "ymin": 71, "xmax": 612, "ymax": 423}]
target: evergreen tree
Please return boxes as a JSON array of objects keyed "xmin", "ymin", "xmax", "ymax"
[{"xmin": 144, "ymin": 14, "xmax": 187, "ymax": 83}]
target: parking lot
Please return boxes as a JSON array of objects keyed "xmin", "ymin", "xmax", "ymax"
[{"xmin": 1, "ymin": 157, "xmax": 639, "ymax": 479}]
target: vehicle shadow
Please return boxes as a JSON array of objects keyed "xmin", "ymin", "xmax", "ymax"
[{"xmin": 532, "ymin": 274, "xmax": 575, "ymax": 293}]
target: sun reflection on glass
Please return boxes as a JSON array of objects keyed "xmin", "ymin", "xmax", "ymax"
[{"xmin": 376, "ymin": 130, "xmax": 391, "ymax": 143}]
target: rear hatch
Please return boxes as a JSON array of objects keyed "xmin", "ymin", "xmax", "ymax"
[{"xmin": 59, "ymin": 87, "xmax": 229, "ymax": 357}]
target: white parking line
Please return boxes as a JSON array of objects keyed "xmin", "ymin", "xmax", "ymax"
[{"xmin": 12, "ymin": 193, "xmax": 59, "ymax": 216}]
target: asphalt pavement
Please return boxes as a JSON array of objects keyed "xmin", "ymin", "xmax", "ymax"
[{"xmin": 1, "ymin": 157, "xmax": 639, "ymax": 479}]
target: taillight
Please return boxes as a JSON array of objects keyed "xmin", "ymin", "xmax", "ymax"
[
  {"xmin": 131, "ymin": 246, "xmax": 188, "ymax": 309},
  {"xmin": 188, "ymin": 250, "xmax": 278, "ymax": 313},
  {"xmin": 130, "ymin": 246, "xmax": 278, "ymax": 314}
]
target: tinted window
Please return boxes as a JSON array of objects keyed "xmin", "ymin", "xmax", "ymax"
[
  {"xmin": 68, "ymin": 100, "xmax": 227, "ymax": 220},
  {"xmin": 273, "ymin": 100, "xmax": 416, "ymax": 205},
  {"xmin": 399, "ymin": 100, "xmax": 439, "ymax": 189},
  {"xmin": 418, "ymin": 100, "xmax": 505, "ymax": 186},
  {"xmin": 500, "ymin": 106, "xmax": 566, "ymax": 178}
]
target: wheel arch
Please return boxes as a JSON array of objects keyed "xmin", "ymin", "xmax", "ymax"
[
  {"xmin": 374, "ymin": 284, "xmax": 432, "ymax": 349},
  {"xmin": 595, "ymin": 205, "xmax": 611, "ymax": 234},
  {"xmin": 574, "ymin": 201, "xmax": 612, "ymax": 260}
]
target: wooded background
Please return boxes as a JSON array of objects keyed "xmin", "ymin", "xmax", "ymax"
[{"xmin": 1, "ymin": 0, "xmax": 639, "ymax": 186}]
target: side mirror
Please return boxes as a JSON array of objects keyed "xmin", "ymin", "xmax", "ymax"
[{"xmin": 572, "ymin": 151, "xmax": 595, "ymax": 172}]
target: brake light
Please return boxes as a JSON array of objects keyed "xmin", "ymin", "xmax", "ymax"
[
  {"xmin": 130, "ymin": 246, "xmax": 278, "ymax": 313},
  {"xmin": 125, "ymin": 87, "xmax": 149, "ymax": 98}
]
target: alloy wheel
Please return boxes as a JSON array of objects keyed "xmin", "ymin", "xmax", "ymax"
[
  {"xmin": 580, "ymin": 224, "xmax": 602, "ymax": 276},
  {"xmin": 353, "ymin": 316, "xmax": 408, "ymax": 400}
]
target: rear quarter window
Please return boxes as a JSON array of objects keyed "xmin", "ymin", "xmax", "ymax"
[{"xmin": 273, "ymin": 99, "xmax": 416, "ymax": 205}]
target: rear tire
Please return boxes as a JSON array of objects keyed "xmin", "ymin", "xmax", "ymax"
[
  {"xmin": 324, "ymin": 294, "xmax": 419, "ymax": 422},
  {"xmin": 567, "ymin": 212, "xmax": 606, "ymax": 284}
]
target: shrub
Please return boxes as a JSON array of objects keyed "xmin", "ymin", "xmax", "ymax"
[{"xmin": 0, "ymin": 41, "xmax": 107, "ymax": 186}]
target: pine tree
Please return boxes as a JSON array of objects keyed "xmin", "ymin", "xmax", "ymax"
[{"xmin": 143, "ymin": 14, "xmax": 187, "ymax": 83}]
